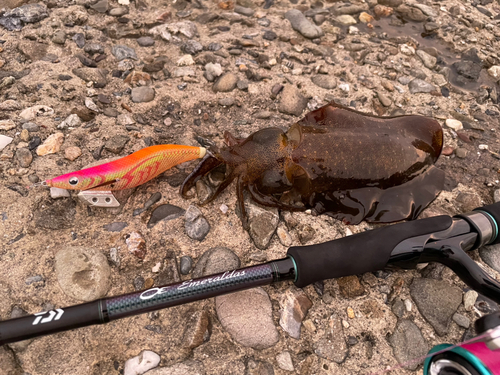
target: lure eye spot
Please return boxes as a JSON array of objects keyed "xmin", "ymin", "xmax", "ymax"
[{"xmin": 69, "ymin": 177, "xmax": 79, "ymax": 186}]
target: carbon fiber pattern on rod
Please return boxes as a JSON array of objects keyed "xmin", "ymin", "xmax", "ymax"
[{"xmin": 106, "ymin": 264, "xmax": 275, "ymax": 320}]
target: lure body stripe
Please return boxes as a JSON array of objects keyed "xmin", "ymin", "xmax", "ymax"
[{"xmin": 46, "ymin": 145, "xmax": 206, "ymax": 191}]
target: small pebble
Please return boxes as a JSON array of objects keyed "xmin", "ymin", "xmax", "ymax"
[
  {"xmin": 213, "ymin": 73, "xmax": 238, "ymax": 92},
  {"xmin": 131, "ymin": 87, "xmax": 155, "ymax": 103},
  {"xmin": 347, "ymin": 336, "xmax": 358, "ymax": 346},
  {"xmin": 152, "ymin": 262, "xmax": 161, "ymax": 273},
  {"xmin": 452, "ymin": 313, "xmax": 470, "ymax": 328},
  {"xmin": 110, "ymin": 248, "xmax": 120, "ymax": 266},
  {"xmin": 112, "ymin": 45, "xmax": 137, "ymax": 61},
  {"xmin": 218, "ymin": 97, "xmax": 235, "ymax": 107},
  {"xmin": 103, "ymin": 222, "xmax": 128, "ymax": 232},
  {"xmin": 22, "ymin": 122, "xmax": 39, "ymax": 132},
  {"xmin": 124, "ymin": 350, "xmax": 161, "ymax": 375},
  {"xmin": 50, "ymin": 187, "xmax": 70, "ymax": 199},
  {"xmin": 25, "ymin": 275, "xmax": 44, "ymax": 285},
  {"xmin": 133, "ymin": 276, "xmax": 145, "ymax": 291},
  {"xmin": 15, "ymin": 148, "xmax": 32, "ymax": 167},
  {"xmin": 64, "ymin": 146, "xmax": 82, "ymax": 161},
  {"xmin": 180, "ymin": 256, "xmax": 193, "ymax": 275},
  {"xmin": 147, "ymin": 204, "xmax": 185, "ymax": 228},
  {"xmin": 494, "ymin": 189, "xmax": 500, "ymax": 203},
  {"xmin": 347, "ymin": 307, "xmax": 355, "ymax": 319},
  {"xmin": 276, "ymin": 351, "xmax": 294, "ymax": 371},
  {"xmin": 263, "ymin": 30, "xmax": 277, "ymax": 41},
  {"xmin": 0, "ymin": 135, "xmax": 13, "ymax": 151},
  {"xmin": 303, "ymin": 319, "xmax": 316, "ymax": 332},
  {"xmin": 85, "ymin": 98, "xmax": 100, "ymax": 112},
  {"xmin": 126, "ymin": 231, "xmax": 147, "ymax": 259},
  {"xmin": 464, "ymin": 290, "xmax": 478, "ymax": 311},
  {"xmin": 73, "ymin": 33, "xmax": 86, "ymax": 48},
  {"xmin": 177, "ymin": 54, "xmax": 195, "ymax": 66},
  {"xmin": 336, "ymin": 15, "xmax": 357, "ymax": 25},
  {"xmin": 455, "ymin": 148, "xmax": 468, "ymax": 158},
  {"xmin": 185, "ymin": 205, "xmax": 210, "ymax": 241},
  {"xmin": 277, "ymin": 226, "xmax": 292, "ymax": 247},
  {"xmin": 445, "ymin": 119, "xmax": 463, "ymax": 131},
  {"xmin": 404, "ymin": 299, "xmax": 412, "ymax": 312},
  {"xmin": 285, "ymin": 9, "xmax": 323, "ymax": 39}
]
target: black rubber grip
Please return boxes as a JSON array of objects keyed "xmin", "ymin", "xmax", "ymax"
[
  {"xmin": 287, "ymin": 215, "xmax": 453, "ymax": 288},
  {"xmin": 474, "ymin": 202, "xmax": 500, "ymax": 244},
  {"xmin": 0, "ymin": 301, "xmax": 104, "ymax": 345}
]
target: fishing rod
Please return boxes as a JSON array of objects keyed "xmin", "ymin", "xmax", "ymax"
[{"xmin": 1, "ymin": 203, "xmax": 500, "ymax": 373}]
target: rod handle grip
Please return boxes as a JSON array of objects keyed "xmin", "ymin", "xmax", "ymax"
[
  {"xmin": 0, "ymin": 301, "xmax": 104, "ymax": 345},
  {"xmin": 287, "ymin": 215, "xmax": 453, "ymax": 288}
]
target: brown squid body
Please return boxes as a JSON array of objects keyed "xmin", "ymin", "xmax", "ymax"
[{"xmin": 181, "ymin": 102, "xmax": 444, "ymax": 228}]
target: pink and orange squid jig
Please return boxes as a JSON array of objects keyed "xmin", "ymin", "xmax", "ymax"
[{"xmin": 37, "ymin": 144, "xmax": 206, "ymax": 191}]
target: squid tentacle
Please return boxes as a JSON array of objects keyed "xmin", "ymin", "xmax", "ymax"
[{"xmin": 180, "ymin": 153, "xmax": 222, "ymax": 198}]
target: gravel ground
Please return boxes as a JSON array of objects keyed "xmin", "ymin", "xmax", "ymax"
[{"xmin": 1, "ymin": 0, "xmax": 500, "ymax": 374}]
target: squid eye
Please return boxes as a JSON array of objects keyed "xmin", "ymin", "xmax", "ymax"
[{"xmin": 69, "ymin": 177, "xmax": 79, "ymax": 186}]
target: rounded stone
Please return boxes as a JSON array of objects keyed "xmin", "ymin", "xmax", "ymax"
[
  {"xmin": 213, "ymin": 73, "xmax": 238, "ymax": 92},
  {"xmin": 55, "ymin": 246, "xmax": 111, "ymax": 301},
  {"xmin": 193, "ymin": 247, "xmax": 240, "ymax": 278},
  {"xmin": 455, "ymin": 148, "xmax": 468, "ymax": 158},
  {"xmin": 204, "ymin": 62, "xmax": 223, "ymax": 82},
  {"xmin": 285, "ymin": 9, "xmax": 323, "ymax": 39},
  {"xmin": 216, "ymin": 287, "xmax": 279, "ymax": 349},
  {"xmin": 124, "ymin": 350, "xmax": 160, "ymax": 375},
  {"xmin": 64, "ymin": 146, "xmax": 82, "ymax": 161},
  {"xmin": 487, "ymin": 65, "xmax": 500, "ymax": 81},
  {"xmin": 445, "ymin": 119, "xmax": 463, "ymax": 131},
  {"xmin": 278, "ymin": 85, "xmax": 307, "ymax": 116},
  {"xmin": 137, "ymin": 36, "xmax": 155, "ymax": 47},
  {"xmin": 20, "ymin": 126, "xmax": 33, "ymax": 139},
  {"xmin": 311, "ymin": 75, "xmax": 337, "ymax": 89},
  {"xmin": 179, "ymin": 256, "xmax": 193, "ymax": 275},
  {"xmin": 185, "ymin": 205, "xmax": 210, "ymax": 241},
  {"xmin": 218, "ymin": 97, "xmax": 235, "ymax": 106},
  {"xmin": 276, "ymin": 351, "xmax": 294, "ymax": 371},
  {"xmin": 408, "ymin": 78, "xmax": 435, "ymax": 94},
  {"xmin": 109, "ymin": 6, "xmax": 128, "ymax": 16},
  {"xmin": 15, "ymin": 147, "xmax": 32, "ymax": 167},
  {"xmin": 479, "ymin": 244, "xmax": 500, "ymax": 274},
  {"xmin": 452, "ymin": 313, "xmax": 470, "ymax": 328},
  {"xmin": 410, "ymin": 278, "xmax": 462, "ymax": 336},
  {"xmin": 389, "ymin": 319, "xmax": 428, "ymax": 370},
  {"xmin": 131, "ymin": 87, "xmax": 155, "ymax": 103},
  {"xmin": 336, "ymin": 14, "xmax": 357, "ymax": 25},
  {"xmin": 52, "ymin": 30, "xmax": 66, "ymax": 45}
]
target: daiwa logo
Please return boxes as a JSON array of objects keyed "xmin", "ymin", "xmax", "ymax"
[{"xmin": 32, "ymin": 309, "xmax": 64, "ymax": 325}]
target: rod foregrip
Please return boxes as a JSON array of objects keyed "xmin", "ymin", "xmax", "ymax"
[
  {"xmin": 287, "ymin": 215, "xmax": 453, "ymax": 288},
  {"xmin": 0, "ymin": 300, "xmax": 106, "ymax": 345}
]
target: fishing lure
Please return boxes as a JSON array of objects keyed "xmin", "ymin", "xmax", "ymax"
[
  {"xmin": 181, "ymin": 101, "xmax": 445, "ymax": 228},
  {"xmin": 41, "ymin": 144, "xmax": 206, "ymax": 191}
]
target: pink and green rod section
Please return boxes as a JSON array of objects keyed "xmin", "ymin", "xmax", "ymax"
[{"xmin": 42, "ymin": 145, "xmax": 206, "ymax": 191}]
